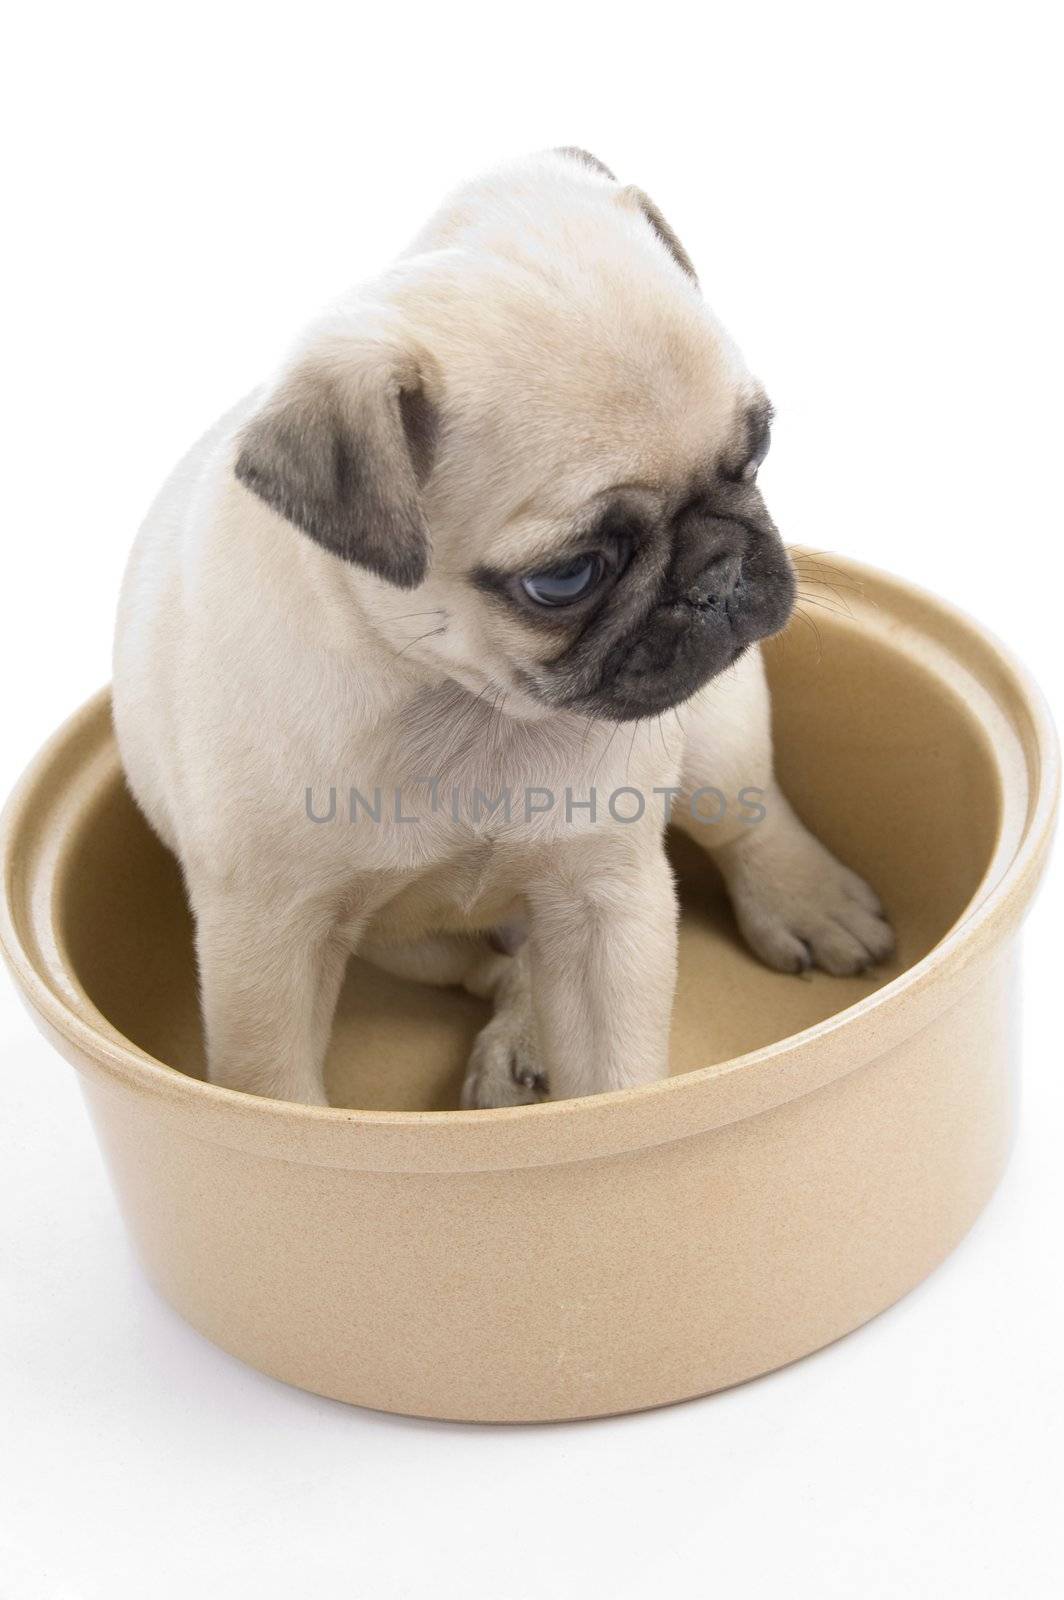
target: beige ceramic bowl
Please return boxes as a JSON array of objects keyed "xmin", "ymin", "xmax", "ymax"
[{"xmin": 1, "ymin": 554, "xmax": 1057, "ymax": 1422}]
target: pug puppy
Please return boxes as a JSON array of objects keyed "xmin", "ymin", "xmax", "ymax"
[{"xmin": 112, "ymin": 148, "xmax": 893, "ymax": 1110}]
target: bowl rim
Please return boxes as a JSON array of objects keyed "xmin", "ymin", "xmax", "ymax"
[{"xmin": 1, "ymin": 551, "xmax": 1058, "ymax": 1173}]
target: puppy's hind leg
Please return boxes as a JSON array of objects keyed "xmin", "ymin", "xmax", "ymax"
[
  {"xmin": 459, "ymin": 944, "xmax": 544, "ymax": 1109},
  {"xmin": 359, "ymin": 934, "xmax": 545, "ymax": 1109}
]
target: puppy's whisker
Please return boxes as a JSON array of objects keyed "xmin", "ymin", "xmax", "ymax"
[
  {"xmin": 793, "ymin": 549, "xmax": 860, "ymax": 579},
  {"xmin": 490, "ymin": 692, "xmax": 510, "ymax": 752},
  {"xmin": 791, "ymin": 554, "xmax": 874, "ymax": 608},
  {"xmin": 791, "ymin": 605, "xmax": 824, "ymax": 663},
  {"xmin": 802, "ymin": 582, "xmax": 855, "ymax": 617},
  {"xmin": 792, "ymin": 562, "xmax": 863, "ymax": 596},
  {"xmin": 390, "ymin": 625, "xmax": 447, "ymax": 663},
  {"xmin": 472, "ymin": 688, "xmax": 499, "ymax": 763},
  {"xmin": 625, "ymin": 720, "xmax": 641, "ymax": 784},
  {"xmin": 590, "ymin": 720, "xmax": 622, "ymax": 787},
  {"xmin": 480, "ymin": 687, "xmax": 504, "ymax": 756},
  {"xmin": 796, "ymin": 590, "xmax": 853, "ymax": 621},
  {"xmin": 450, "ymin": 681, "xmax": 494, "ymax": 736}
]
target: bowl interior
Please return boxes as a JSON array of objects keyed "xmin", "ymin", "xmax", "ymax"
[{"xmin": 57, "ymin": 606, "xmax": 1002, "ymax": 1110}]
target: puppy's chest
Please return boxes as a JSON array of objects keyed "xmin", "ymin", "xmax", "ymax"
[
  {"xmin": 379, "ymin": 709, "xmax": 599, "ymax": 842},
  {"xmin": 338, "ymin": 700, "xmax": 683, "ymax": 928},
  {"xmin": 365, "ymin": 839, "xmax": 523, "ymax": 940}
]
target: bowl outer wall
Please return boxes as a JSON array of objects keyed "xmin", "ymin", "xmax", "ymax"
[{"xmin": 76, "ymin": 946, "xmax": 1021, "ymax": 1421}]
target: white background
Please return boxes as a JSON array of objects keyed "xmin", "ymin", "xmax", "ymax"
[{"xmin": 2, "ymin": 4, "xmax": 1062, "ymax": 1596}]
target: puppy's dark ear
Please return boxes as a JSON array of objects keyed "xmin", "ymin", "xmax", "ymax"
[
  {"xmin": 234, "ymin": 341, "xmax": 436, "ymax": 589},
  {"xmin": 554, "ymin": 146, "xmax": 617, "ymax": 181},
  {"xmin": 620, "ymin": 186, "xmax": 699, "ymax": 285}
]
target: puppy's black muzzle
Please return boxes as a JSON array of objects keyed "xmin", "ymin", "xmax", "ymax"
[{"xmin": 581, "ymin": 505, "xmax": 795, "ymax": 721}]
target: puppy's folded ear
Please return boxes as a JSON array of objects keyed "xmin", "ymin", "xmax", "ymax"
[
  {"xmin": 553, "ymin": 148, "xmax": 697, "ymax": 284},
  {"xmin": 554, "ymin": 146, "xmax": 616, "ymax": 181},
  {"xmin": 234, "ymin": 335, "xmax": 436, "ymax": 589},
  {"xmin": 620, "ymin": 186, "xmax": 699, "ymax": 286}
]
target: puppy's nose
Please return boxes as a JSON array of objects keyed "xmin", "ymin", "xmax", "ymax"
[
  {"xmin": 670, "ymin": 506, "xmax": 747, "ymax": 608},
  {"xmin": 684, "ymin": 550, "xmax": 743, "ymax": 611}
]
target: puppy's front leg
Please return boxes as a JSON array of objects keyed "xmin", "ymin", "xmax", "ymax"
[
  {"xmin": 707, "ymin": 786, "xmax": 895, "ymax": 976},
  {"xmin": 191, "ymin": 882, "xmax": 351, "ymax": 1105},
  {"xmin": 524, "ymin": 838, "xmax": 678, "ymax": 1100},
  {"xmin": 674, "ymin": 652, "xmax": 894, "ymax": 975}
]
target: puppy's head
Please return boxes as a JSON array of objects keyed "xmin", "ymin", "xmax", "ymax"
[{"xmin": 235, "ymin": 149, "xmax": 794, "ymax": 721}]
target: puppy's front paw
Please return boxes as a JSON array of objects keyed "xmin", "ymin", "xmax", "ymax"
[
  {"xmin": 460, "ymin": 1014, "xmax": 548, "ymax": 1109},
  {"xmin": 722, "ymin": 827, "xmax": 895, "ymax": 978}
]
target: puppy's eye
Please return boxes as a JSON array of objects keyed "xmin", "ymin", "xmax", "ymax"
[
  {"xmin": 728, "ymin": 440, "xmax": 770, "ymax": 484},
  {"xmin": 520, "ymin": 553, "xmax": 603, "ymax": 607},
  {"xmin": 725, "ymin": 408, "xmax": 772, "ymax": 484}
]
